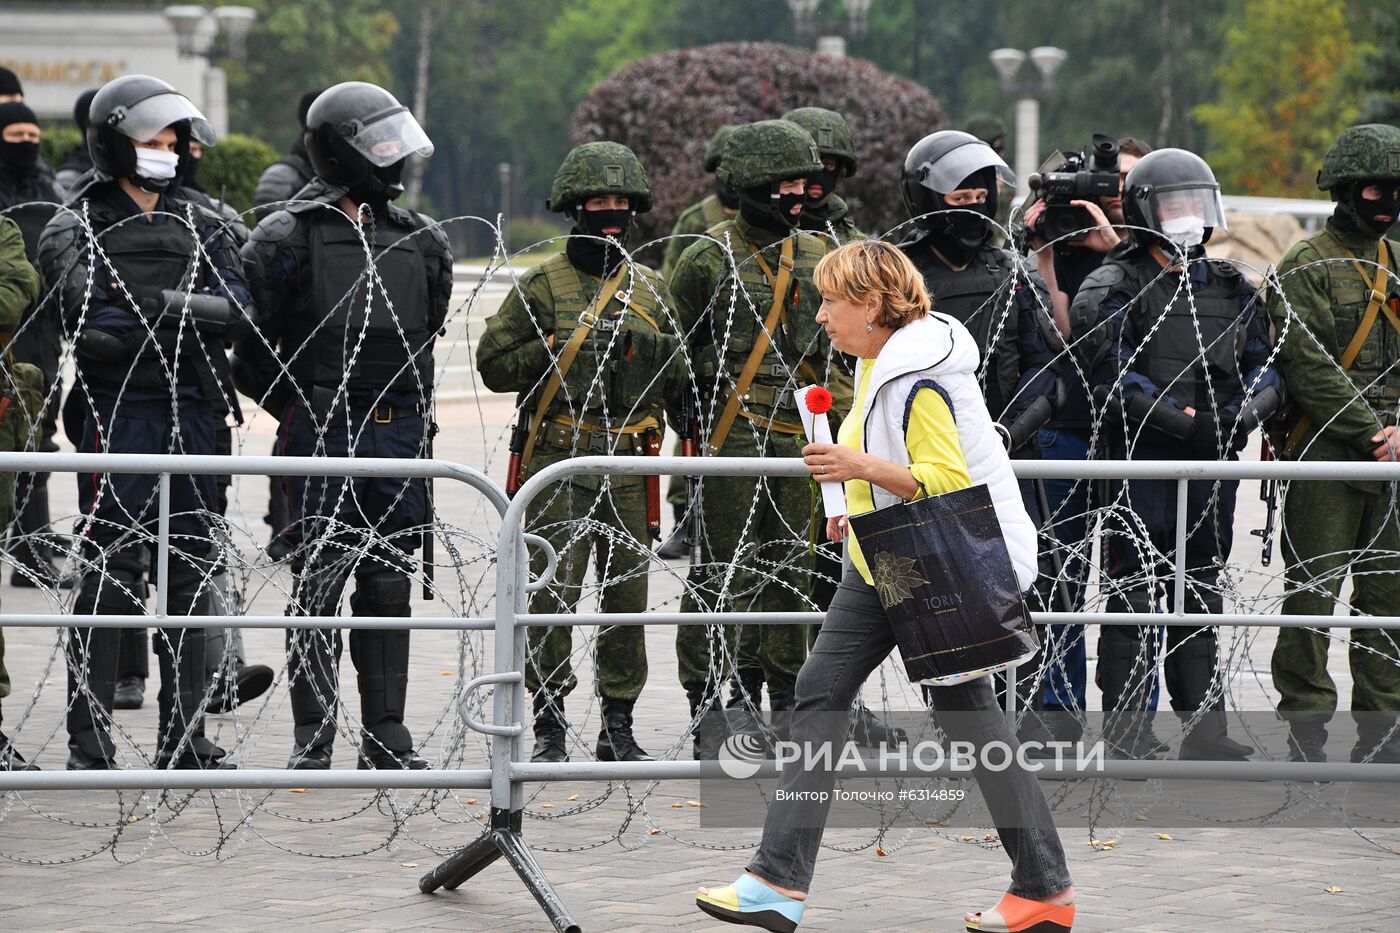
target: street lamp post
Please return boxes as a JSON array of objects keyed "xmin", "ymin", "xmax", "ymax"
[
  {"xmin": 989, "ymin": 46, "xmax": 1067, "ymax": 200},
  {"xmin": 786, "ymin": 0, "xmax": 877, "ymax": 59},
  {"xmin": 163, "ymin": 5, "xmax": 258, "ymax": 138}
]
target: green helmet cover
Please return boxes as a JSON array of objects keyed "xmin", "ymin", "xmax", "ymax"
[
  {"xmin": 548, "ymin": 141, "xmax": 653, "ymax": 213},
  {"xmin": 1317, "ymin": 123, "xmax": 1400, "ymax": 190},
  {"xmin": 781, "ymin": 107, "xmax": 857, "ymax": 176},
  {"xmin": 703, "ymin": 124, "xmax": 738, "ymax": 174},
  {"xmin": 962, "ymin": 113, "xmax": 1009, "ymax": 146},
  {"xmin": 716, "ymin": 120, "xmax": 823, "ymax": 191}
]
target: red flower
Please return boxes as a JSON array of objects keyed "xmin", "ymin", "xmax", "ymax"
[{"xmin": 804, "ymin": 386, "xmax": 833, "ymax": 415}]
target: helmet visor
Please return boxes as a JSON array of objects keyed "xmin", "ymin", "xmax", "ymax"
[
  {"xmin": 341, "ymin": 107, "xmax": 433, "ymax": 167},
  {"xmin": 1152, "ymin": 184, "xmax": 1228, "ymax": 231},
  {"xmin": 114, "ymin": 92, "xmax": 216, "ymax": 146},
  {"xmin": 916, "ymin": 140, "xmax": 1015, "ymax": 194}
]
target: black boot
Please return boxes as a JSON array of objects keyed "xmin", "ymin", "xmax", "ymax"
[
  {"xmin": 1098, "ymin": 624, "xmax": 1169, "ymax": 760},
  {"xmin": 531, "ymin": 692, "xmax": 569, "ymax": 763},
  {"xmin": 688, "ymin": 690, "xmax": 728, "ymax": 761},
  {"xmin": 0, "ymin": 731, "xmax": 39, "ymax": 771},
  {"xmin": 1283, "ymin": 712, "xmax": 1329, "ymax": 763},
  {"xmin": 595, "ymin": 697, "xmax": 653, "ymax": 762},
  {"xmin": 112, "ymin": 675, "xmax": 145, "ymax": 711},
  {"xmin": 656, "ymin": 504, "xmax": 689, "ymax": 560},
  {"xmin": 1169, "ymin": 627, "xmax": 1251, "ymax": 761},
  {"xmin": 208, "ymin": 662, "xmax": 275, "ymax": 713},
  {"xmin": 850, "ymin": 702, "xmax": 907, "ymax": 748}
]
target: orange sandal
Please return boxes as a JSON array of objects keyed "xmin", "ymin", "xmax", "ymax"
[{"xmin": 964, "ymin": 893, "xmax": 1075, "ymax": 932}]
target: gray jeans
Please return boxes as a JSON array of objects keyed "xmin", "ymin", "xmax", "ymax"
[{"xmin": 747, "ymin": 570, "xmax": 1073, "ymax": 897}]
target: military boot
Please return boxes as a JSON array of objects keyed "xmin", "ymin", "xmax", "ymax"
[
  {"xmin": 725, "ymin": 669, "xmax": 766, "ymax": 743},
  {"xmin": 531, "ymin": 692, "xmax": 569, "ymax": 763},
  {"xmin": 595, "ymin": 697, "xmax": 653, "ymax": 762},
  {"xmin": 688, "ymin": 690, "xmax": 728, "ymax": 761},
  {"xmin": 850, "ymin": 702, "xmax": 907, "ymax": 749},
  {"xmin": 1283, "ymin": 712, "xmax": 1329, "ymax": 763},
  {"xmin": 1170, "ymin": 631, "xmax": 1252, "ymax": 761},
  {"xmin": 1098, "ymin": 625, "xmax": 1169, "ymax": 760},
  {"xmin": 656, "ymin": 504, "xmax": 689, "ymax": 560}
]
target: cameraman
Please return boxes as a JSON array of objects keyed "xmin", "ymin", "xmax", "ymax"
[{"xmin": 1016, "ymin": 137, "xmax": 1151, "ymax": 740}]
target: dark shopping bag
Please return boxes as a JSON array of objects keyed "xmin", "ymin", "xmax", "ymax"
[{"xmin": 847, "ymin": 483, "xmax": 1039, "ymax": 686}]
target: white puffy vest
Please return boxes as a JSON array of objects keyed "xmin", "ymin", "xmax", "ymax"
[{"xmin": 854, "ymin": 313, "xmax": 1038, "ymax": 592}]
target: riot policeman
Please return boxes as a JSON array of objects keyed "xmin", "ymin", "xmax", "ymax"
[
  {"xmin": 669, "ymin": 119, "xmax": 838, "ymax": 758},
  {"xmin": 237, "ymin": 81, "xmax": 450, "ymax": 771},
  {"xmin": 251, "ymin": 89, "xmax": 322, "ymax": 220},
  {"xmin": 1268, "ymin": 124, "xmax": 1400, "ymax": 763},
  {"xmin": 38, "ymin": 74, "xmax": 250, "ymax": 770},
  {"xmin": 781, "ymin": 107, "xmax": 864, "ymax": 245},
  {"xmin": 478, "ymin": 142, "xmax": 685, "ymax": 763},
  {"xmin": 1076, "ymin": 148, "xmax": 1280, "ymax": 760},
  {"xmin": 899, "ymin": 131, "xmax": 1061, "ymax": 718}
]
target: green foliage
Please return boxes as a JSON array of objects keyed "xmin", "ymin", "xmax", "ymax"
[
  {"xmin": 201, "ymin": 134, "xmax": 280, "ymax": 213},
  {"xmin": 40, "ymin": 126, "xmax": 82, "ymax": 173},
  {"xmin": 1196, "ymin": 0, "xmax": 1361, "ymax": 196},
  {"xmin": 226, "ymin": 0, "xmax": 400, "ymax": 152},
  {"xmin": 572, "ymin": 42, "xmax": 947, "ymax": 241},
  {"xmin": 1352, "ymin": 4, "xmax": 1400, "ymax": 125}
]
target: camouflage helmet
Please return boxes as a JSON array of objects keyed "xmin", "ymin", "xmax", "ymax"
[
  {"xmin": 1317, "ymin": 124, "xmax": 1400, "ymax": 190},
  {"xmin": 547, "ymin": 141, "xmax": 652, "ymax": 214},
  {"xmin": 716, "ymin": 120, "xmax": 823, "ymax": 191},
  {"xmin": 962, "ymin": 113, "xmax": 1008, "ymax": 147},
  {"xmin": 781, "ymin": 107, "xmax": 857, "ymax": 176},
  {"xmin": 702, "ymin": 124, "xmax": 737, "ymax": 174}
]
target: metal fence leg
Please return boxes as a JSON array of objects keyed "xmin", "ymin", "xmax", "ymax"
[{"xmin": 419, "ymin": 808, "xmax": 581, "ymax": 933}]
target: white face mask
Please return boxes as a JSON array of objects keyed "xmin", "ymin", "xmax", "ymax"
[
  {"xmin": 1160, "ymin": 214, "xmax": 1206, "ymax": 248},
  {"xmin": 133, "ymin": 147, "xmax": 180, "ymax": 181}
]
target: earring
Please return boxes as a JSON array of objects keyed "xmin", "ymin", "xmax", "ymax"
[{"xmin": 866, "ymin": 321, "xmax": 874, "ymax": 333}]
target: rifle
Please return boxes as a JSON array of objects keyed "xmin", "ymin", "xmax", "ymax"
[
  {"xmin": 1251, "ymin": 436, "xmax": 1278, "ymax": 567},
  {"xmin": 680, "ymin": 388, "xmax": 703, "ymax": 564},
  {"xmin": 643, "ymin": 426, "xmax": 662, "ymax": 541},
  {"xmin": 506, "ymin": 415, "xmax": 529, "ymax": 498}
]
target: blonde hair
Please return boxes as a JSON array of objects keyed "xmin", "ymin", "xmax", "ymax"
[{"xmin": 811, "ymin": 239, "xmax": 930, "ymax": 329}]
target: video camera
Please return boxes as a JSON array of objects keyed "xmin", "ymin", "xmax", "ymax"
[{"xmin": 1027, "ymin": 133, "xmax": 1120, "ymax": 242}]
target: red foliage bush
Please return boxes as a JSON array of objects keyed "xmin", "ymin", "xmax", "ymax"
[{"xmin": 571, "ymin": 42, "xmax": 948, "ymax": 242}]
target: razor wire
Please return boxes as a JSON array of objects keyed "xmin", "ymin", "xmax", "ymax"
[{"xmin": 0, "ymin": 193, "xmax": 1398, "ymax": 872}]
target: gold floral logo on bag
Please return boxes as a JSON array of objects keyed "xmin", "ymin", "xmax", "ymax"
[{"xmin": 871, "ymin": 551, "xmax": 928, "ymax": 608}]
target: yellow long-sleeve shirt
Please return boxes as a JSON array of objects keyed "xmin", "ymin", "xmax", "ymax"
[{"xmin": 839, "ymin": 357, "xmax": 972, "ymax": 585}]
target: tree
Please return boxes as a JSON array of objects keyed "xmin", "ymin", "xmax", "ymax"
[
  {"xmin": 572, "ymin": 42, "xmax": 948, "ymax": 242},
  {"xmin": 1351, "ymin": 3, "xmax": 1400, "ymax": 125},
  {"xmin": 1195, "ymin": 0, "xmax": 1362, "ymax": 196}
]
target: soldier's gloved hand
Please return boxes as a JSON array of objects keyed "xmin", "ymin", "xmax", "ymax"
[
  {"xmin": 1189, "ymin": 409, "xmax": 1237, "ymax": 458},
  {"xmin": 106, "ymin": 282, "xmax": 163, "ymax": 316}
]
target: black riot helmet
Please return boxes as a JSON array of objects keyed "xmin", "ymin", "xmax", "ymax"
[
  {"xmin": 303, "ymin": 81, "xmax": 432, "ymax": 202},
  {"xmin": 86, "ymin": 74, "xmax": 214, "ymax": 182},
  {"xmin": 901, "ymin": 130, "xmax": 1015, "ymax": 248},
  {"xmin": 1121, "ymin": 148, "xmax": 1227, "ymax": 250}
]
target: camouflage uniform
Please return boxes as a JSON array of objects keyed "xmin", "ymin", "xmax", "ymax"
[
  {"xmin": 477, "ymin": 143, "xmax": 685, "ymax": 763},
  {"xmin": 782, "ymin": 107, "xmax": 865, "ymax": 246},
  {"xmin": 0, "ymin": 215, "xmax": 40, "ymax": 769},
  {"xmin": 669, "ymin": 121, "xmax": 843, "ymax": 752},
  {"xmin": 661, "ymin": 125, "xmax": 739, "ymax": 281},
  {"xmin": 1267, "ymin": 125, "xmax": 1400, "ymax": 761}
]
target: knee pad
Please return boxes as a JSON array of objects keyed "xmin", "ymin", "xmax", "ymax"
[
  {"xmin": 293, "ymin": 558, "xmax": 352, "ymax": 616},
  {"xmin": 354, "ymin": 566, "xmax": 411, "ymax": 614}
]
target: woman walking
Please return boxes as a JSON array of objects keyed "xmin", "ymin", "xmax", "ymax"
[{"xmin": 695, "ymin": 240, "xmax": 1075, "ymax": 932}]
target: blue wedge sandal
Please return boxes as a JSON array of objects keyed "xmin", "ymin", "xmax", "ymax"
[{"xmin": 696, "ymin": 873, "xmax": 807, "ymax": 932}]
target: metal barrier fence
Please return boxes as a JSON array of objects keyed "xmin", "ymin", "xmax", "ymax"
[{"xmin": 4, "ymin": 453, "xmax": 1400, "ymax": 932}]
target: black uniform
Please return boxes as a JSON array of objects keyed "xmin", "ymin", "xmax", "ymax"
[
  {"xmin": 39, "ymin": 175, "xmax": 252, "ymax": 767},
  {"xmin": 239, "ymin": 178, "xmax": 452, "ymax": 767},
  {"xmin": 251, "ymin": 145, "xmax": 314, "ymax": 220}
]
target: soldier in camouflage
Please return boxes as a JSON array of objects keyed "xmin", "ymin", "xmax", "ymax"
[
  {"xmin": 0, "ymin": 214, "xmax": 41, "ymax": 771},
  {"xmin": 661, "ymin": 125, "xmax": 740, "ymax": 281},
  {"xmin": 781, "ymin": 107, "xmax": 864, "ymax": 245},
  {"xmin": 477, "ymin": 142, "xmax": 686, "ymax": 763},
  {"xmin": 1268, "ymin": 123, "xmax": 1400, "ymax": 763},
  {"xmin": 668, "ymin": 119, "xmax": 842, "ymax": 758}
]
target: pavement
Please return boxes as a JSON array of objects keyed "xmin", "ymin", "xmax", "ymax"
[{"xmin": 2, "ymin": 271, "xmax": 1399, "ymax": 932}]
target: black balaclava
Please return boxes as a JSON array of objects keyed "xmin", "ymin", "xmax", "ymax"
[
  {"xmin": 739, "ymin": 179, "xmax": 804, "ymax": 232},
  {"xmin": 181, "ymin": 151, "xmax": 203, "ymax": 192},
  {"xmin": 566, "ymin": 204, "xmax": 632, "ymax": 278},
  {"xmin": 805, "ymin": 165, "xmax": 841, "ymax": 210},
  {"xmin": 1333, "ymin": 180, "xmax": 1400, "ymax": 239},
  {"xmin": 716, "ymin": 181, "xmax": 739, "ymax": 210},
  {"xmin": 926, "ymin": 167, "xmax": 997, "ymax": 267},
  {"xmin": 347, "ymin": 159, "xmax": 406, "ymax": 220},
  {"xmin": 0, "ymin": 102, "xmax": 40, "ymax": 174}
]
